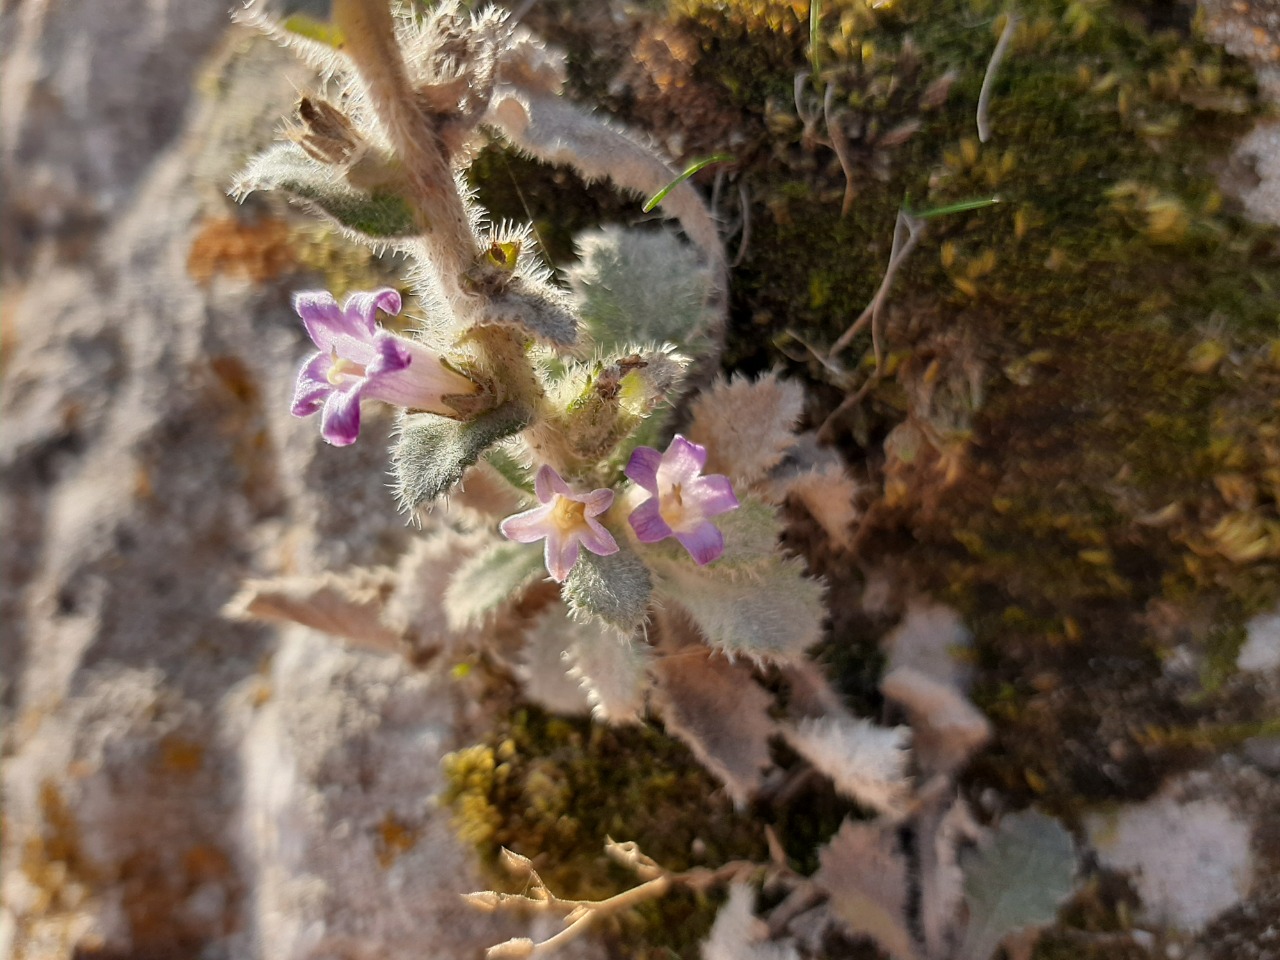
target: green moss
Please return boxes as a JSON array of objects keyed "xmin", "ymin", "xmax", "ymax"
[
  {"xmin": 656, "ymin": 0, "xmax": 1280, "ymax": 807},
  {"xmin": 442, "ymin": 708, "xmax": 767, "ymax": 957}
]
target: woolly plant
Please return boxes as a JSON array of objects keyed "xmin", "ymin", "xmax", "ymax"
[{"xmin": 225, "ymin": 2, "xmax": 1079, "ymax": 958}]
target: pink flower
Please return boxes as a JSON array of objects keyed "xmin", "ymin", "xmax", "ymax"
[
  {"xmin": 499, "ymin": 465, "xmax": 619, "ymax": 581},
  {"xmin": 291, "ymin": 288, "xmax": 475, "ymax": 446},
  {"xmin": 625, "ymin": 435, "xmax": 739, "ymax": 565}
]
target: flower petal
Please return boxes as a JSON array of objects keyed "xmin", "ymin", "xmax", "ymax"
[
  {"xmin": 319, "ymin": 384, "xmax": 363, "ymax": 446},
  {"xmin": 581, "ymin": 487, "xmax": 615, "ymax": 517},
  {"xmin": 628, "ymin": 496, "xmax": 673, "ymax": 543},
  {"xmin": 579, "ymin": 518, "xmax": 620, "ymax": 557},
  {"xmin": 534, "ymin": 464, "xmax": 571, "ymax": 504},
  {"xmin": 499, "ymin": 503, "xmax": 556, "ymax": 543},
  {"xmin": 366, "ymin": 331, "xmax": 413, "ymax": 378},
  {"xmin": 342, "ymin": 288, "xmax": 402, "ymax": 333},
  {"xmin": 295, "ymin": 291, "xmax": 359, "ymax": 350},
  {"xmin": 686, "ymin": 474, "xmax": 740, "ymax": 518},
  {"xmin": 675, "ymin": 521, "xmax": 725, "ymax": 565},
  {"xmin": 624, "ymin": 446, "xmax": 663, "ymax": 493},
  {"xmin": 545, "ymin": 531, "xmax": 581, "ymax": 582},
  {"xmin": 659, "ymin": 434, "xmax": 708, "ymax": 486},
  {"xmin": 292, "ymin": 352, "xmax": 332, "ymax": 417}
]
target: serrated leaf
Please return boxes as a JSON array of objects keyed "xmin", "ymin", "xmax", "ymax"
[
  {"xmin": 565, "ymin": 619, "xmax": 653, "ymax": 723},
  {"xmin": 687, "ymin": 373, "xmax": 804, "ymax": 488},
  {"xmin": 472, "ymin": 282, "xmax": 579, "ymax": 350},
  {"xmin": 223, "ymin": 568, "xmax": 401, "ymax": 653},
  {"xmin": 919, "ymin": 797, "xmax": 981, "ymax": 959},
  {"xmin": 958, "ymin": 811, "xmax": 1076, "ymax": 960},
  {"xmin": 444, "ymin": 541, "xmax": 545, "ymax": 631},
  {"xmin": 386, "ymin": 529, "xmax": 489, "ymax": 659},
  {"xmin": 393, "ymin": 403, "xmax": 532, "ymax": 511},
  {"xmin": 516, "ymin": 605, "xmax": 590, "ymax": 715},
  {"xmin": 651, "ymin": 610, "xmax": 776, "ymax": 806},
  {"xmin": 649, "ymin": 553, "xmax": 824, "ymax": 663},
  {"xmin": 232, "ymin": 142, "xmax": 417, "ymax": 239},
  {"xmin": 702, "ymin": 884, "xmax": 801, "ymax": 960},
  {"xmin": 880, "ymin": 666, "xmax": 990, "ymax": 777},
  {"xmin": 568, "ymin": 227, "xmax": 713, "ymax": 353},
  {"xmin": 783, "ymin": 716, "xmax": 912, "ymax": 817},
  {"xmin": 813, "ymin": 820, "xmax": 920, "ymax": 960},
  {"xmin": 563, "ymin": 540, "xmax": 652, "ymax": 634}
]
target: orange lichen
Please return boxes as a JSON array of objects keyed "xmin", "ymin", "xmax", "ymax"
[
  {"xmin": 375, "ymin": 813, "xmax": 422, "ymax": 867},
  {"xmin": 187, "ymin": 216, "xmax": 296, "ymax": 285},
  {"xmin": 157, "ymin": 735, "xmax": 205, "ymax": 777}
]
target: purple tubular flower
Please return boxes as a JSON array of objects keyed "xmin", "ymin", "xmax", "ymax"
[
  {"xmin": 499, "ymin": 465, "xmax": 619, "ymax": 582},
  {"xmin": 290, "ymin": 288, "xmax": 476, "ymax": 446},
  {"xmin": 625, "ymin": 435, "xmax": 739, "ymax": 565}
]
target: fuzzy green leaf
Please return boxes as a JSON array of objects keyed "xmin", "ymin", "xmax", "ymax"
[
  {"xmin": 568, "ymin": 227, "xmax": 712, "ymax": 353},
  {"xmin": 393, "ymin": 403, "xmax": 532, "ymax": 511},
  {"xmin": 483, "ymin": 447, "xmax": 536, "ymax": 496},
  {"xmin": 959, "ymin": 811, "xmax": 1076, "ymax": 960},
  {"xmin": 563, "ymin": 541, "xmax": 652, "ymax": 635},
  {"xmin": 650, "ymin": 552, "xmax": 824, "ymax": 663},
  {"xmin": 444, "ymin": 541, "xmax": 546, "ymax": 631},
  {"xmin": 232, "ymin": 142, "xmax": 417, "ymax": 239}
]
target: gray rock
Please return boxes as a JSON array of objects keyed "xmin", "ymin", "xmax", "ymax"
[{"xmin": 0, "ymin": 12, "xmax": 515, "ymax": 959}]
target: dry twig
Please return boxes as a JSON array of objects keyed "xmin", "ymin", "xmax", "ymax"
[{"xmin": 977, "ymin": 12, "xmax": 1018, "ymax": 143}]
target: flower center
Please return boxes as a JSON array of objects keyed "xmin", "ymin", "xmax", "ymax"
[
  {"xmin": 551, "ymin": 495, "xmax": 588, "ymax": 531},
  {"xmin": 326, "ymin": 351, "xmax": 367, "ymax": 385},
  {"xmin": 660, "ymin": 483, "xmax": 692, "ymax": 530}
]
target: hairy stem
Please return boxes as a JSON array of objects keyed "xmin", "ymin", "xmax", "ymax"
[{"xmin": 331, "ymin": 0, "xmax": 478, "ymax": 295}]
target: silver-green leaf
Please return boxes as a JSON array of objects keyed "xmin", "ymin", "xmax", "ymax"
[
  {"xmin": 959, "ymin": 811, "xmax": 1077, "ymax": 960},
  {"xmin": 569, "ymin": 227, "xmax": 713, "ymax": 353},
  {"xmin": 563, "ymin": 540, "xmax": 652, "ymax": 635},
  {"xmin": 393, "ymin": 403, "xmax": 532, "ymax": 511},
  {"xmin": 650, "ymin": 553, "xmax": 824, "ymax": 663},
  {"xmin": 232, "ymin": 142, "xmax": 417, "ymax": 239},
  {"xmin": 444, "ymin": 541, "xmax": 546, "ymax": 631}
]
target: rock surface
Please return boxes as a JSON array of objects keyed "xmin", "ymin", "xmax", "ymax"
[{"xmin": 0, "ymin": 9, "xmax": 517, "ymax": 959}]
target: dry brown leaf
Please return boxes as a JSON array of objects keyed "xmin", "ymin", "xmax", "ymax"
[
  {"xmin": 778, "ymin": 462, "xmax": 858, "ymax": 549},
  {"xmin": 224, "ymin": 567, "xmax": 402, "ymax": 653},
  {"xmin": 448, "ymin": 460, "xmax": 527, "ymax": 524},
  {"xmin": 881, "ymin": 666, "xmax": 991, "ymax": 777},
  {"xmin": 813, "ymin": 819, "xmax": 921, "ymax": 960},
  {"xmin": 650, "ymin": 609, "xmax": 776, "ymax": 806}
]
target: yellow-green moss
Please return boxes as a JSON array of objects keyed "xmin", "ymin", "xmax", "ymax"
[
  {"xmin": 654, "ymin": 0, "xmax": 1280, "ymax": 809},
  {"xmin": 441, "ymin": 708, "xmax": 767, "ymax": 957}
]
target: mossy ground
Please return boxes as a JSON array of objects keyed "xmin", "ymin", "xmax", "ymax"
[
  {"xmin": 441, "ymin": 707, "xmax": 767, "ymax": 958},
  {"xmin": 454, "ymin": 0, "xmax": 1280, "ymax": 955}
]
